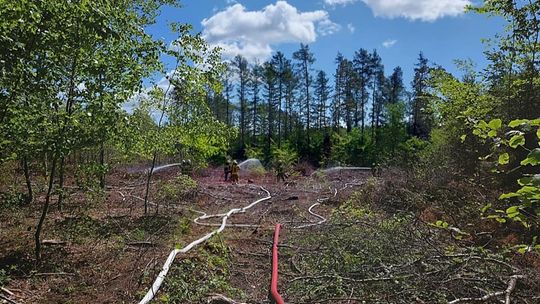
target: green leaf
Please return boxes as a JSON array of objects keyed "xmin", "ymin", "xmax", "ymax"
[
  {"xmin": 506, "ymin": 206, "xmax": 520, "ymax": 218},
  {"xmin": 537, "ymin": 128, "xmax": 540, "ymax": 140},
  {"xmin": 518, "ymin": 177, "xmax": 532, "ymax": 186},
  {"xmin": 472, "ymin": 128, "xmax": 483, "ymax": 136},
  {"xmin": 460, "ymin": 134, "xmax": 467, "ymax": 143},
  {"xmin": 498, "ymin": 153, "xmax": 509, "ymax": 165},
  {"xmin": 509, "ymin": 134, "xmax": 525, "ymax": 148},
  {"xmin": 434, "ymin": 220, "xmax": 449, "ymax": 228},
  {"xmin": 500, "ymin": 192, "xmax": 519, "ymax": 199},
  {"xmin": 488, "ymin": 119, "xmax": 502, "ymax": 130},
  {"xmin": 481, "ymin": 203, "xmax": 492, "ymax": 214},
  {"xmin": 518, "ymin": 175, "xmax": 540, "ymax": 186},
  {"xmin": 477, "ymin": 120, "xmax": 488, "ymax": 130},
  {"xmin": 509, "ymin": 119, "xmax": 528, "ymax": 128},
  {"xmin": 521, "ymin": 148, "xmax": 540, "ymax": 166},
  {"xmin": 516, "ymin": 245, "xmax": 528, "ymax": 254}
]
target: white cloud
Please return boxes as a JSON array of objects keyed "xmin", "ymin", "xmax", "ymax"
[
  {"xmin": 382, "ymin": 39, "xmax": 397, "ymax": 48},
  {"xmin": 324, "ymin": 0, "xmax": 358, "ymax": 6},
  {"xmin": 202, "ymin": 1, "xmax": 336, "ymax": 62},
  {"xmin": 318, "ymin": 19, "xmax": 342, "ymax": 36},
  {"xmin": 347, "ymin": 23, "xmax": 355, "ymax": 33},
  {"xmin": 361, "ymin": 0, "xmax": 471, "ymax": 22}
]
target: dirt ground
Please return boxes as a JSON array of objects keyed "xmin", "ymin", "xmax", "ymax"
[{"xmin": 0, "ymin": 164, "xmax": 371, "ymax": 304}]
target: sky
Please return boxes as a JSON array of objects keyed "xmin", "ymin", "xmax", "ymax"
[{"xmin": 146, "ymin": 0, "xmax": 506, "ymax": 88}]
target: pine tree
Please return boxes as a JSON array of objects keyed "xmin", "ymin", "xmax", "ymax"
[
  {"xmin": 283, "ymin": 62, "xmax": 296, "ymax": 139},
  {"xmin": 332, "ymin": 53, "xmax": 345, "ymax": 130},
  {"xmin": 233, "ymin": 55, "xmax": 249, "ymax": 148},
  {"xmin": 293, "ymin": 44, "xmax": 315, "ymax": 147},
  {"xmin": 369, "ymin": 50, "xmax": 383, "ymax": 142},
  {"xmin": 314, "ymin": 70, "xmax": 330, "ymax": 129},
  {"xmin": 411, "ymin": 52, "xmax": 431, "ymax": 138},
  {"xmin": 222, "ymin": 64, "xmax": 234, "ymax": 126},
  {"xmin": 249, "ymin": 63, "xmax": 262, "ymax": 139},
  {"xmin": 342, "ymin": 59, "xmax": 355, "ymax": 133},
  {"xmin": 388, "ymin": 66, "xmax": 404, "ymax": 105},
  {"xmin": 353, "ymin": 48, "xmax": 373, "ymax": 141},
  {"xmin": 270, "ymin": 52, "xmax": 292, "ymax": 147},
  {"xmin": 263, "ymin": 62, "xmax": 277, "ymax": 157}
]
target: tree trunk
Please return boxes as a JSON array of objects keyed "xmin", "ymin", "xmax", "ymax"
[
  {"xmin": 35, "ymin": 157, "xmax": 57, "ymax": 263},
  {"xmin": 57, "ymin": 157, "xmax": 65, "ymax": 211},
  {"xmin": 144, "ymin": 152, "xmax": 157, "ymax": 214},
  {"xmin": 277, "ymin": 80, "xmax": 282, "ymax": 148},
  {"xmin": 99, "ymin": 143, "xmax": 105, "ymax": 189},
  {"xmin": 22, "ymin": 157, "xmax": 33, "ymax": 204},
  {"xmin": 57, "ymin": 43, "xmax": 79, "ymax": 211},
  {"xmin": 304, "ymin": 65, "xmax": 311, "ymax": 148}
]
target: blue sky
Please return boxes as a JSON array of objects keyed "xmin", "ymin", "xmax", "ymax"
[{"xmin": 146, "ymin": 0, "xmax": 505, "ymax": 88}]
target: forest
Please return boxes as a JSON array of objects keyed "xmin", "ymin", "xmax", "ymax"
[{"xmin": 0, "ymin": 0, "xmax": 539, "ymax": 303}]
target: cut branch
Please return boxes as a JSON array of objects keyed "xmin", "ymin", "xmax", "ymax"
[
  {"xmin": 448, "ymin": 275, "xmax": 525, "ymax": 304},
  {"xmin": 205, "ymin": 293, "xmax": 247, "ymax": 304}
]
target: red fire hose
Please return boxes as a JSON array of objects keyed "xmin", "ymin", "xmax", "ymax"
[{"xmin": 270, "ymin": 223, "xmax": 285, "ymax": 304}]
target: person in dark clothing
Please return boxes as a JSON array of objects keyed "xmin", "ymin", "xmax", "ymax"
[
  {"xmin": 224, "ymin": 160, "xmax": 231, "ymax": 181},
  {"xmin": 276, "ymin": 160, "xmax": 286, "ymax": 182}
]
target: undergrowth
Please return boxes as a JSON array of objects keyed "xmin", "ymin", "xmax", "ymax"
[
  {"xmin": 157, "ymin": 235, "xmax": 244, "ymax": 303},
  {"xmin": 283, "ymin": 182, "xmax": 540, "ymax": 303}
]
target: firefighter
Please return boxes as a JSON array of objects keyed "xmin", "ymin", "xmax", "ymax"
[
  {"xmin": 230, "ymin": 160, "xmax": 240, "ymax": 184},
  {"xmin": 276, "ymin": 160, "xmax": 286, "ymax": 182},
  {"xmin": 181, "ymin": 159, "xmax": 193, "ymax": 176},
  {"xmin": 224, "ymin": 160, "xmax": 231, "ymax": 181}
]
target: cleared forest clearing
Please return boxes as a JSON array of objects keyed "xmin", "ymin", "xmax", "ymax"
[{"xmin": 1, "ymin": 166, "xmax": 538, "ymax": 303}]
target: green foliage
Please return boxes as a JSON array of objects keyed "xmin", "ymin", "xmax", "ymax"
[
  {"xmin": 0, "ymin": 190, "xmax": 27, "ymax": 211},
  {"xmin": 114, "ymin": 23, "xmax": 235, "ymax": 167},
  {"xmin": 474, "ymin": 118, "xmax": 540, "ymax": 246},
  {"xmin": 0, "ymin": 269, "xmax": 10, "ymax": 287},
  {"xmin": 394, "ymin": 136, "xmax": 429, "ymax": 166},
  {"xmin": 329, "ymin": 129, "xmax": 372, "ymax": 166},
  {"xmin": 56, "ymin": 215, "xmax": 102, "ymax": 243},
  {"xmin": 75, "ymin": 163, "xmax": 108, "ymax": 190},
  {"xmin": 159, "ymin": 236, "xmax": 243, "ymax": 302},
  {"xmin": 470, "ymin": 1, "xmax": 540, "ymax": 120},
  {"xmin": 287, "ymin": 212, "xmax": 430, "ymax": 301},
  {"xmin": 271, "ymin": 142, "xmax": 298, "ymax": 174},
  {"xmin": 176, "ymin": 217, "xmax": 192, "ymax": 236},
  {"xmin": 427, "ymin": 68, "xmax": 496, "ymax": 173},
  {"xmin": 0, "ymin": 0, "xmax": 177, "ymax": 164},
  {"xmin": 156, "ymin": 174, "xmax": 197, "ymax": 205},
  {"xmin": 245, "ymin": 144, "xmax": 264, "ymax": 160},
  {"xmin": 332, "ymin": 191, "xmax": 375, "ymax": 220}
]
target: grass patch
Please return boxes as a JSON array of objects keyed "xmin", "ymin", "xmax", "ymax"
[
  {"xmin": 157, "ymin": 235, "xmax": 244, "ymax": 303},
  {"xmin": 55, "ymin": 215, "xmax": 102, "ymax": 243}
]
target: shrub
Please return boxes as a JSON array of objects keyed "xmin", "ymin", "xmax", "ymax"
[{"xmin": 156, "ymin": 174, "xmax": 197, "ymax": 205}]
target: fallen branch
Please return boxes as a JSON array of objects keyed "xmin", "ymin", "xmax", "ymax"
[
  {"xmin": 205, "ymin": 293, "xmax": 247, "ymax": 304},
  {"xmin": 1, "ymin": 287, "xmax": 14, "ymax": 296},
  {"xmin": 0, "ymin": 294, "xmax": 19, "ymax": 304},
  {"xmin": 41, "ymin": 239, "xmax": 66, "ymax": 246},
  {"xmin": 448, "ymin": 275, "xmax": 526, "ymax": 304},
  {"xmin": 301, "ymin": 297, "xmax": 366, "ymax": 303},
  {"xmin": 31, "ymin": 272, "xmax": 75, "ymax": 277},
  {"xmin": 126, "ymin": 241, "xmax": 155, "ymax": 247},
  {"xmin": 289, "ymin": 273, "xmax": 413, "ymax": 284}
]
